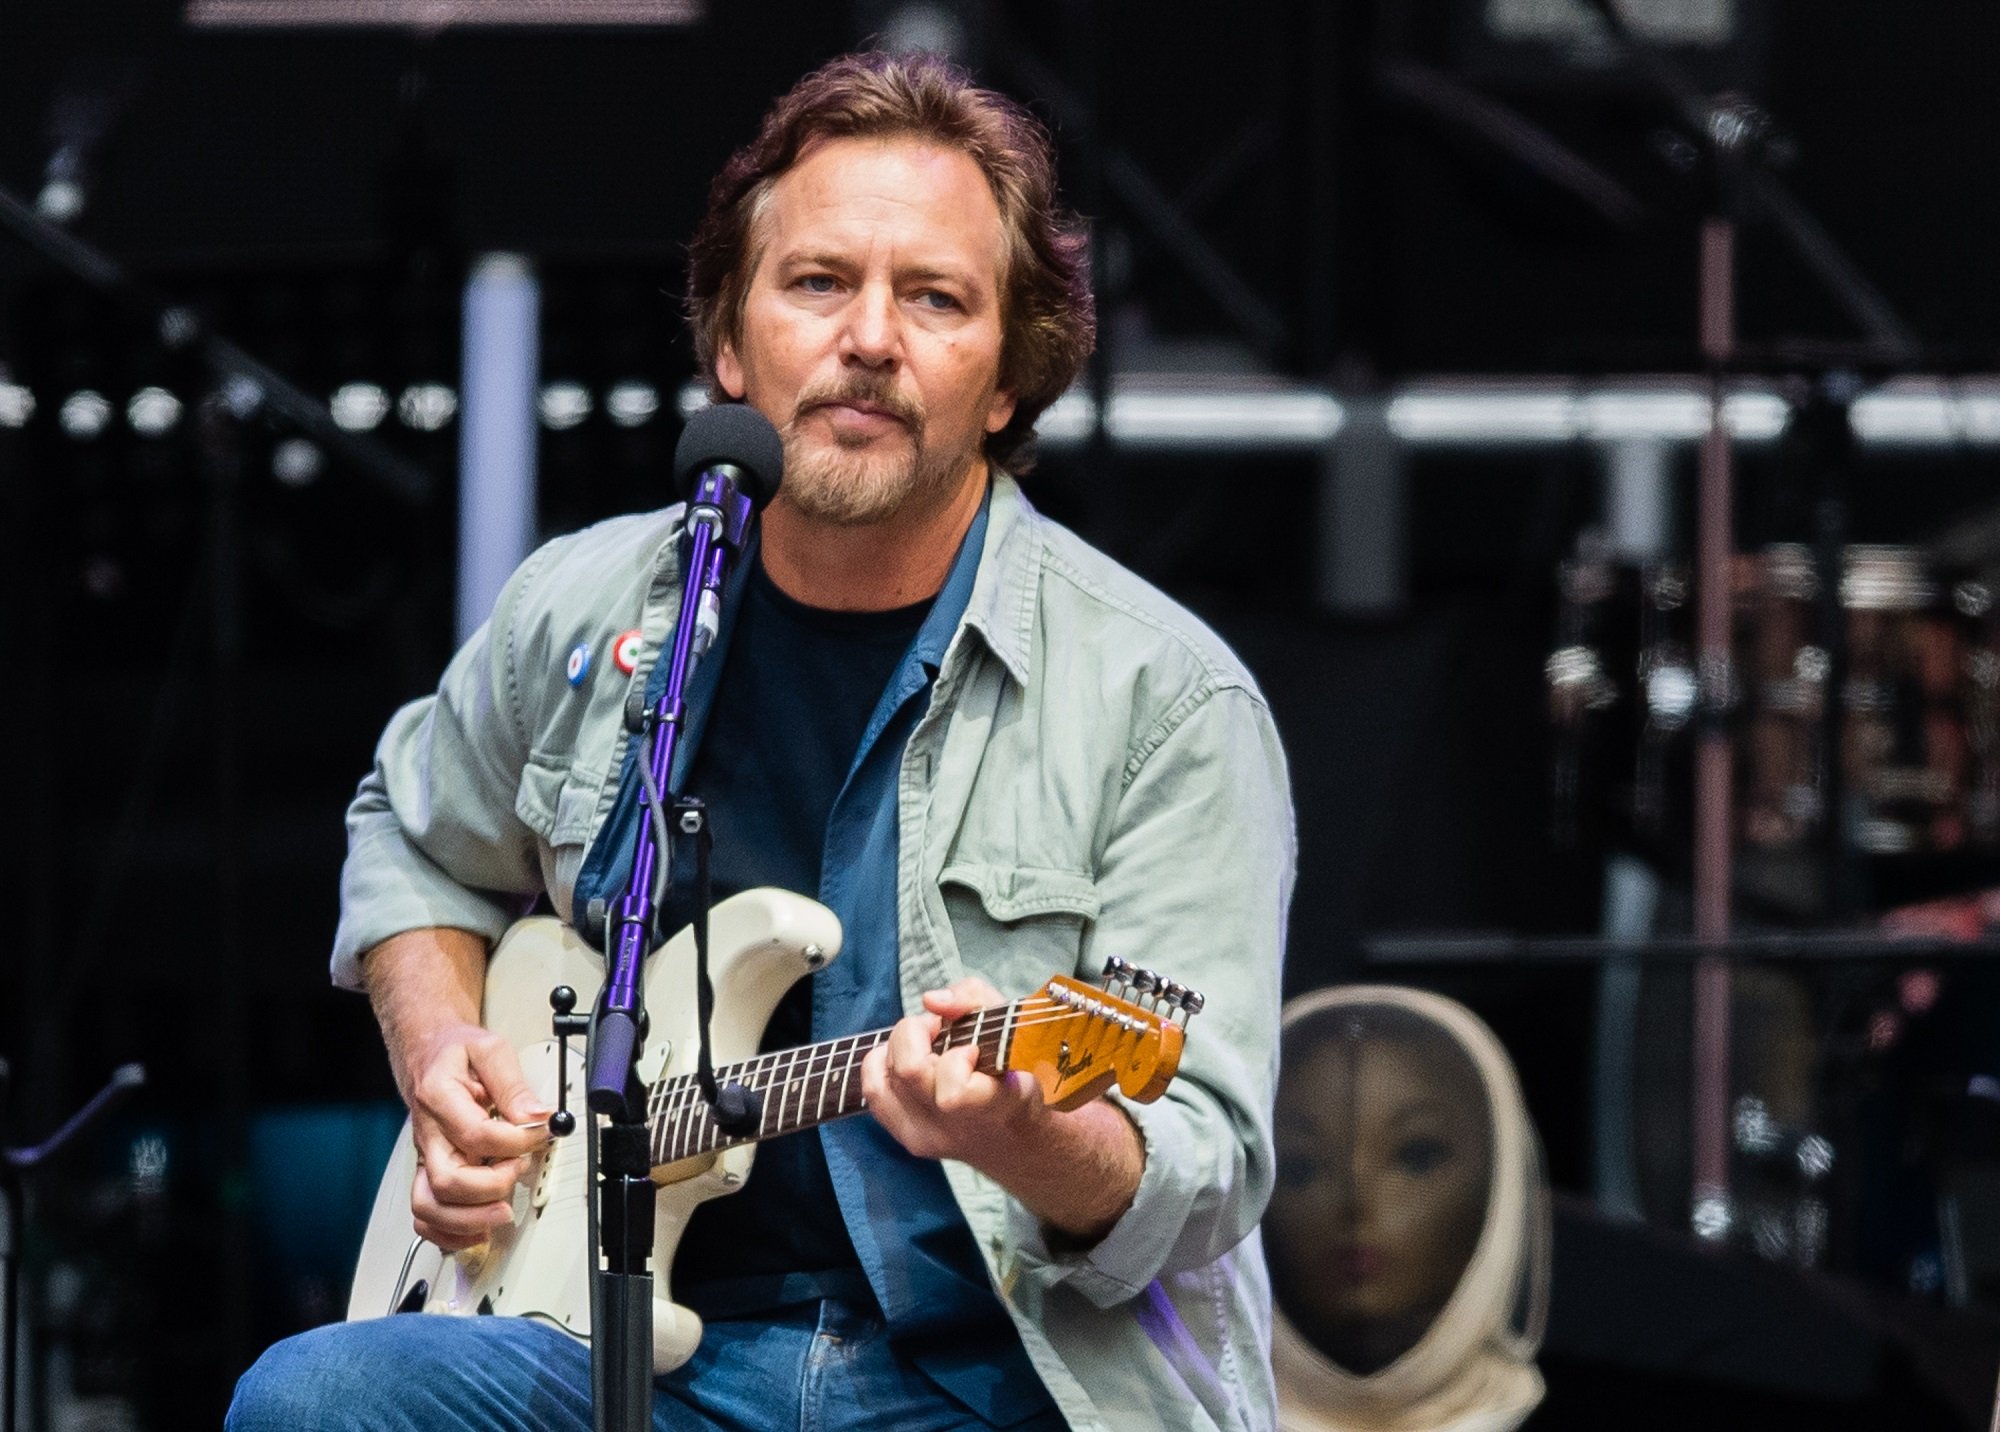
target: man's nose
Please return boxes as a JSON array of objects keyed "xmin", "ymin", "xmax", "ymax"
[{"xmin": 839, "ymin": 282, "xmax": 902, "ymax": 367}]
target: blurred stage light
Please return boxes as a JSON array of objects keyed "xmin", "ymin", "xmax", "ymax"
[
  {"xmin": 883, "ymin": 3, "xmax": 967, "ymax": 58},
  {"xmin": 1037, "ymin": 387, "xmax": 1345, "ymax": 450},
  {"xmin": 127, "ymin": 386, "xmax": 184, "ymax": 437},
  {"xmin": 684, "ymin": 374, "xmax": 1988, "ymax": 450},
  {"xmin": 221, "ymin": 373, "xmax": 265, "ymax": 419},
  {"xmin": 186, "ymin": 0, "xmax": 702, "ymax": 25},
  {"xmin": 1386, "ymin": 384, "xmax": 1789, "ymax": 445},
  {"xmin": 35, "ymin": 177, "xmax": 86, "ymax": 226},
  {"xmin": 1850, "ymin": 379, "xmax": 2000, "ymax": 446},
  {"xmin": 59, "ymin": 389, "xmax": 113, "ymax": 440},
  {"xmin": 399, "ymin": 383, "xmax": 458, "ymax": 431},
  {"xmin": 539, "ymin": 381, "xmax": 593, "ymax": 431},
  {"xmin": 0, "ymin": 382, "xmax": 34, "ymax": 428},
  {"xmin": 129, "ymin": 1133, "xmax": 170, "ymax": 1198},
  {"xmin": 605, "ymin": 380, "xmax": 660, "ymax": 428},
  {"xmin": 332, "ymin": 381, "xmax": 392, "ymax": 432},
  {"xmin": 1485, "ymin": 0, "xmax": 1736, "ymax": 47},
  {"xmin": 272, "ymin": 437, "xmax": 324, "ymax": 487}
]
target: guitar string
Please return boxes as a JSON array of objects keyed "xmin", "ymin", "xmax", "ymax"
[
  {"xmin": 644, "ymin": 1002, "xmax": 1167, "ymax": 1160},
  {"xmin": 648, "ymin": 1000, "xmax": 1140, "ymax": 1119},
  {"xmin": 647, "ymin": 999, "xmax": 1157, "ymax": 1101},
  {"xmin": 652, "ymin": 996, "xmax": 1158, "ymax": 1089}
]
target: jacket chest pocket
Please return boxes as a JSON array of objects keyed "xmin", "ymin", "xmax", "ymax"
[
  {"xmin": 939, "ymin": 863, "xmax": 1102, "ymax": 996},
  {"xmin": 514, "ymin": 757, "xmax": 603, "ymax": 922}
]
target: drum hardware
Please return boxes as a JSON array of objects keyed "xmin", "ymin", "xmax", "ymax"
[{"xmin": 1551, "ymin": 541, "xmax": 2000, "ymax": 878}]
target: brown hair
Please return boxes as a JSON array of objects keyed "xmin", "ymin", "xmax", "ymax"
[{"xmin": 685, "ymin": 50, "xmax": 1095, "ymax": 472}]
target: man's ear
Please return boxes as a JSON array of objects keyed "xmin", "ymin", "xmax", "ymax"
[
  {"xmin": 716, "ymin": 340, "xmax": 746, "ymax": 401},
  {"xmin": 984, "ymin": 387, "xmax": 1017, "ymax": 435}
]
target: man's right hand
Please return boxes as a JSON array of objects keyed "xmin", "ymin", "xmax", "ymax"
[
  {"xmin": 361, "ymin": 927, "xmax": 552, "ymax": 1252},
  {"xmin": 403, "ymin": 1020, "xmax": 552, "ymax": 1250}
]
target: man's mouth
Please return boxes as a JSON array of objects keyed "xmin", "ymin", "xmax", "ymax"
[
  {"xmin": 818, "ymin": 398, "xmax": 901, "ymax": 421},
  {"xmin": 794, "ymin": 385, "xmax": 922, "ymax": 433}
]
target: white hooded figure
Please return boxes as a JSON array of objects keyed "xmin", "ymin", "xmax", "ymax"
[{"xmin": 1268, "ymin": 986, "xmax": 1551, "ymax": 1432}]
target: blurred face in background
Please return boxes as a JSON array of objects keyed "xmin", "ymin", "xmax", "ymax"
[{"xmin": 1267, "ymin": 1025, "xmax": 1493, "ymax": 1374}]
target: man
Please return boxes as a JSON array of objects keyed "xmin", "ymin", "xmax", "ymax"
[{"xmin": 229, "ymin": 50, "xmax": 1292, "ymax": 1432}]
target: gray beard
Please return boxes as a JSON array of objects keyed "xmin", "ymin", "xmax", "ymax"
[{"xmin": 777, "ymin": 421, "xmax": 973, "ymax": 528}]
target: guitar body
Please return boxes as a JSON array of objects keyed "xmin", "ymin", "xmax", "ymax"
[{"xmin": 346, "ymin": 887, "xmax": 844, "ymax": 1373}]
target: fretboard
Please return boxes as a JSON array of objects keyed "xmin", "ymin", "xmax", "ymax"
[{"xmin": 646, "ymin": 997, "xmax": 1026, "ymax": 1167}]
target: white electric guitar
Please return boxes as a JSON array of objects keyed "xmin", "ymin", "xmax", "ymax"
[{"xmin": 346, "ymin": 887, "xmax": 1199, "ymax": 1373}]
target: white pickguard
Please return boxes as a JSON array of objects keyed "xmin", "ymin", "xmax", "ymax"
[{"xmin": 345, "ymin": 887, "xmax": 843, "ymax": 1373}]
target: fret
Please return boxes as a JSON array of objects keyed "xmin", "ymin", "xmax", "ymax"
[
  {"xmin": 678, "ymin": 1081, "xmax": 703, "ymax": 1161},
  {"xmin": 641, "ymin": 989, "xmax": 1153, "ymax": 1168},
  {"xmin": 775, "ymin": 1045, "xmax": 800, "ymax": 1135},
  {"xmin": 813, "ymin": 1038, "xmax": 835, "ymax": 1124},
  {"xmin": 845, "ymin": 1035, "xmax": 867, "ymax": 1112},
  {"xmin": 996, "ymin": 999, "xmax": 1016, "ymax": 1074},
  {"xmin": 673, "ymin": 1088, "xmax": 694, "ymax": 1160}
]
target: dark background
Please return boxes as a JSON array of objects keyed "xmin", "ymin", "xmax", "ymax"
[{"xmin": 4, "ymin": 0, "xmax": 2000, "ymax": 1426}]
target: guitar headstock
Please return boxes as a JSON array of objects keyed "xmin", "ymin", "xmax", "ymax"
[{"xmin": 1004, "ymin": 958, "xmax": 1201, "ymax": 1112}]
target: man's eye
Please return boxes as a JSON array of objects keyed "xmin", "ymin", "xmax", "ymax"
[
  {"xmin": 914, "ymin": 290, "xmax": 959, "ymax": 311},
  {"xmin": 797, "ymin": 274, "xmax": 838, "ymax": 294}
]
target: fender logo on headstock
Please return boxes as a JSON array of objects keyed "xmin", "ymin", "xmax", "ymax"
[{"xmin": 1054, "ymin": 1041, "xmax": 1094, "ymax": 1081}]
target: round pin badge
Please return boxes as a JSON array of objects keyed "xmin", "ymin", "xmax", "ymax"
[
  {"xmin": 612, "ymin": 628, "xmax": 645, "ymax": 676},
  {"xmin": 565, "ymin": 643, "xmax": 591, "ymax": 688}
]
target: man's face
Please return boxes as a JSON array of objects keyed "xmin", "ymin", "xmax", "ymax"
[{"xmin": 716, "ymin": 135, "xmax": 1018, "ymax": 528}]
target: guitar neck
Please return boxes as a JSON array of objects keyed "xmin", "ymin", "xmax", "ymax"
[{"xmin": 646, "ymin": 999, "xmax": 1022, "ymax": 1167}]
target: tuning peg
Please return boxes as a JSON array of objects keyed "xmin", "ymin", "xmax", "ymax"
[
  {"xmin": 1130, "ymin": 968, "xmax": 1159, "ymax": 1005},
  {"xmin": 1162, "ymin": 980, "xmax": 1187, "ymax": 1009},
  {"xmin": 1101, "ymin": 955, "xmax": 1132, "ymax": 995},
  {"xmin": 1180, "ymin": 987, "xmax": 1205, "ymax": 1017}
]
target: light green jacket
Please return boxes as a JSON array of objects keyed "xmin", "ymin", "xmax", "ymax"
[{"xmin": 334, "ymin": 475, "xmax": 1296, "ymax": 1431}]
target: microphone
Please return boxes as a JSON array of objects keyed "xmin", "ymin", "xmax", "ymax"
[
  {"xmin": 673, "ymin": 401, "xmax": 783, "ymax": 510},
  {"xmin": 672, "ymin": 404, "xmax": 784, "ymax": 658}
]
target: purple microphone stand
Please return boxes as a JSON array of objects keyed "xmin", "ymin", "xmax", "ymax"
[{"xmin": 577, "ymin": 404, "xmax": 779, "ymax": 1432}]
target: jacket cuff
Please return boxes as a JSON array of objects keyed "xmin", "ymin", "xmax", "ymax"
[
  {"xmin": 1004, "ymin": 1091, "xmax": 1195, "ymax": 1308},
  {"xmin": 330, "ymin": 825, "xmax": 521, "ymax": 990}
]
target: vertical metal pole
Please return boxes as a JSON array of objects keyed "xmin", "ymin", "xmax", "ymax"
[
  {"xmin": 1318, "ymin": 396, "xmax": 1407, "ymax": 617},
  {"xmin": 458, "ymin": 253, "xmax": 541, "ymax": 644},
  {"xmin": 1690, "ymin": 216, "xmax": 1737, "ymax": 1235},
  {"xmin": 1594, "ymin": 435, "xmax": 1674, "ymax": 1220}
]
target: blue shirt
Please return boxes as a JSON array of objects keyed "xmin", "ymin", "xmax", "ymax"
[
  {"xmin": 575, "ymin": 490, "xmax": 1056, "ymax": 1425},
  {"xmin": 669, "ymin": 559, "xmax": 928, "ymax": 1302}
]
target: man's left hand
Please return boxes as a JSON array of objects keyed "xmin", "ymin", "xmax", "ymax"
[
  {"xmin": 860, "ymin": 975, "xmax": 1145, "ymax": 1242},
  {"xmin": 862, "ymin": 976, "xmax": 1045, "ymax": 1164}
]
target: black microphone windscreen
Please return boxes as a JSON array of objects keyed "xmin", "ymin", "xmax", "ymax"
[{"xmin": 674, "ymin": 403, "xmax": 784, "ymax": 509}]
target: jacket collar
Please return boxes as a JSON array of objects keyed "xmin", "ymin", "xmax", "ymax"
[{"xmin": 956, "ymin": 471, "xmax": 1038, "ymax": 688}]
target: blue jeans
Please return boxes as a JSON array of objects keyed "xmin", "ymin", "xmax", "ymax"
[{"xmin": 225, "ymin": 1302, "xmax": 1068, "ymax": 1431}]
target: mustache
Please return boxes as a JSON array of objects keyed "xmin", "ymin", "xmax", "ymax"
[{"xmin": 789, "ymin": 376, "xmax": 925, "ymax": 431}]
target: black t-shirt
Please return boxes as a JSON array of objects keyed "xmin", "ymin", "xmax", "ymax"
[{"xmin": 670, "ymin": 557, "xmax": 932, "ymax": 1308}]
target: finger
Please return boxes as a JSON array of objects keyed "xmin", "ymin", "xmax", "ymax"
[
  {"xmin": 859, "ymin": 1044, "xmax": 915, "ymax": 1138},
  {"xmin": 930, "ymin": 1040, "xmax": 986, "ymax": 1110},
  {"xmin": 921, "ymin": 976, "xmax": 1004, "ymax": 1020},
  {"xmin": 414, "ymin": 1122, "xmax": 529, "ymax": 1204},
  {"xmin": 860, "ymin": 1042, "xmax": 945, "ymax": 1161},
  {"xmin": 414, "ymin": 1067, "xmax": 550, "ymax": 1166},
  {"xmin": 465, "ymin": 1029, "xmax": 554, "ymax": 1127},
  {"xmin": 451, "ymin": 1110, "xmax": 553, "ymax": 1165},
  {"xmin": 883, "ymin": 1013, "xmax": 942, "ymax": 1086},
  {"xmin": 1002, "ymin": 1067, "xmax": 1045, "ymax": 1110},
  {"xmin": 412, "ymin": 1166, "xmax": 517, "ymax": 1250}
]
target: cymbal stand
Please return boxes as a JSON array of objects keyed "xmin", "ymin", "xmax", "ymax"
[
  {"xmin": 1581, "ymin": 0, "xmax": 1920, "ymax": 1241},
  {"xmin": 1, "ymin": 1063, "xmax": 145, "ymax": 1432}
]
